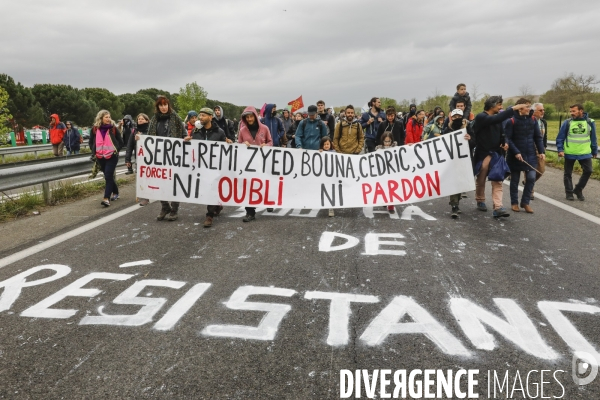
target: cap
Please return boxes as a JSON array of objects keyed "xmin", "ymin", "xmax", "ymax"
[
  {"xmin": 187, "ymin": 110, "xmax": 198, "ymax": 118},
  {"xmin": 450, "ymin": 109, "xmax": 464, "ymax": 117},
  {"xmin": 198, "ymin": 108, "xmax": 214, "ymax": 116},
  {"xmin": 307, "ymin": 105, "xmax": 318, "ymax": 116}
]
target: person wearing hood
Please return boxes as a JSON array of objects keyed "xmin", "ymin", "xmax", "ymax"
[
  {"xmin": 317, "ymin": 100, "xmax": 336, "ymax": 135},
  {"xmin": 63, "ymin": 121, "xmax": 81, "ymax": 155},
  {"xmin": 360, "ymin": 97, "xmax": 386, "ymax": 153},
  {"xmin": 403, "ymin": 104, "xmax": 417, "ymax": 126},
  {"xmin": 423, "ymin": 114, "xmax": 445, "ymax": 140},
  {"xmin": 261, "ymin": 104, "xmax": 286, "ymax": 147},
  {"xmin": 443, "ymin": 109, "xmax": 475, "ymax": 218},
  {"xmin": 449, "ymin": 83, "xmax": 473, "ymax": 121},
  {"xmin": 238, "ymin": 106, "xmax": 273, "ymax": 221},
  {"xmin": 148, "ymin": 95, "xmax": 186, "ymax": 221},
  {"xmin": 121, "ymin": 115, "xmax": 135, "ymax": 148},
  {"xmin": 185, "ymin": 108, "xmax": 227, "ymax": 227},
  {"xmin": 89, "ymin": 110, "xmax": 124, "ymax": 207},
  {"xmin": 376, "ymin": 107, "xmax": 405, "ymax": 146},
  {"xmin": 296, "ymin": 105, "xmax": 328, "ymax": 150},
  {"xmin": 49, "ymin": 113, "xmax": 66, "ymax": 157},
  {"xmin": 556, "ymin": 103, "xmax": 598, "ymax": 201},
  {"xmin": 280, "ymin": 109, "xmax": 293, "ymax": 146},
  {"xmin": 125, "ymin": 113, "xmax": 150, "ymax": 205},
  {"xmin": 333, "ymin": 105, "xmax": 364, "ymax": 155},
  {"xmin": 213, "ymin": 106, "xmax": 235, "ymax": 143},
  {"xmin": 286, "ymin": 112, "xmax": 303, "ymax": 149},
  {"xmin": 185, "ymin": 111, "xmax": 198, "ymax": 137}
]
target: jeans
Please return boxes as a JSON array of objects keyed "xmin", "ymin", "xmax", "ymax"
[
  {"xmin": 510, "ymin": 169, "xmax": 536, "ymax": 205},
  {"xmin": 564, "ymin": 158, "xmax": 593, "ymax": 193},
  {"xmin": 66, "ymin": 150, "xmax": 79, "ymax": 156},
  {"xmin": 98, "ymin": 156, "xmax": 119, "ymax": 199}
]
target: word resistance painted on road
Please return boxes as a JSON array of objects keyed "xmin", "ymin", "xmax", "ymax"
[
  {"xmin": 1, "ymin": 265, "xmax": 599, "ymax": 367},
  {"xmin": 136, "ymin": 130, "xmax": 474, "ymax": 208}
]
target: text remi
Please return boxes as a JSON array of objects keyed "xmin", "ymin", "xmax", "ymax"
[{"xmin": 0, "ymin": 265, "xmax": 599, "ymax": 365}]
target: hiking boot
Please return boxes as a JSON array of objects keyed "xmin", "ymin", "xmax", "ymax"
[
  {"xmin": 387, "ymin": 205, "xmax": 395, "ymax": 214},
  {"xmin": 204, "ymin": 216, "xmax": 213, "ymax": 228},
  {"xmin": 167, "ymin": 211, "xmax": 178, "ymax": 221},
  {"xmin": 214, "ymin": 206, "xmax": 224, "ymax": 216},
  {"xmin": 328, "ymin": 209, "xmax": 335, "ymax": 217},
  {"xmin": 266, "ymin": 208, "xmax": 274, "ymax": 212},
  {"xmin": 493, "ymin": 207, "xmax": 510, "ymax": 218},
  {"xmin": 511, "ymin": 204, "xmax": 520, "ymax": 212},
  {"xmin": 477, "ymin": 202, "xmax": 487, "ymax": 212},
  {"xmin": 573, "ymin": 188, "xmax": 585, "ymax": 201},
  {"xmin": 451, "ymin": 206, "xmax": 459, "ymax": 219},
  {"xmin": 243, "ymin": 214, "xmax": 255, "ymax": 222},
  {"xmin": 157, "ymin": 207, "xmax": 171, "ymax": 221},
  {"xmin": 520, "ymin": 203, "xmax": 534, "ymax": 213},
  {"xmin": 566, "ymin": 193, "xmax": 575, "ymax": 201},
  {"xmin": 125, "ymin": 168, "xmax": 134, "ymax": 175}
]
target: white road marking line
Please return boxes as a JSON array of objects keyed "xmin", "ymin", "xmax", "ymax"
[
  {"xmin": 119, "ymin": 260, "xmax": 153, "ymax": 268},
  {"xmin": 503, "ymin": 181, "xmax": 600, "ymax": 226},
  {"xmin": 0, "ymin": 203, "xmax": 147, "ymax": 269}
]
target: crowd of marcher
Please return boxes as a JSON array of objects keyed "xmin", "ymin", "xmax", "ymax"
[{"xmin": 47, "ymin": 83, "xmax": 598, "ymax": 227}]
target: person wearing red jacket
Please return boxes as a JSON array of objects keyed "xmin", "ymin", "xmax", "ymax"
[
  {"xmin": 49, "ymin": 113, "xmax": 66, "ymax": 156},
  {"xmin": 405, "ymin": 110, "xmax": 425, "ymax": 144}
]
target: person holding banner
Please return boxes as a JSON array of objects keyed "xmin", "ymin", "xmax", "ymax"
[
  {"xmin": 237, "ymin": 106, "xmax": 273, "ymax": 222},
  {"xmin": 360, "ymin": 97, "xmax": 386, "ymax": 153},
  {"xmin": 147, "ymin": 95, "xmax": 187, "ymax": 221},
  {"xmin": 126, "ymin": 113, "xmax": 150, "ymax": 206},
  {"xmin": 184, "ymin": 108, "xmax": 228, "ymax": 228}
]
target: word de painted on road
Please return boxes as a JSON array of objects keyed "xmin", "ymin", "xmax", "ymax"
[{"xmin": 136, "ymin": 130, "xmax": 475, "ymax": 208}]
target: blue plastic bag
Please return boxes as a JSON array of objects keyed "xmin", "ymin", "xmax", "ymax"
[{"xmin": 487, "ymin": 152, "xmax": 510, "ymax": 181}]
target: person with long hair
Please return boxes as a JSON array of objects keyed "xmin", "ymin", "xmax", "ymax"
[
  {"xmin": 125, "ymin": 113, "xmax": 150, "ymax": 205},
  {"xmin": 63, "ymin": 121, "xmax": 81, "ymax": 155},
  {"xmin": 147, "ymin": 96, "xmax": 186, "ymax": 221},
  {"xmin": 89, "ymin": 110, "xmax": 124, "ymax": 207}
]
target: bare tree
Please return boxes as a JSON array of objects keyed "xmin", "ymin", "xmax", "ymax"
[
  {"xmin": 470, "ymin": 83, "xmax": 480, "ymax": 102},
  {"xmin": 519, "ymin": 84, "xmax": 534, "ymax": 99}
]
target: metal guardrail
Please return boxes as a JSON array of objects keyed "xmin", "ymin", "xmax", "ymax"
[
  {"xmin": 0, "ymin": 143, "xmax": 90, "ymax": 162},
  {"xmin": 0, "ymin": 151, "xmax": 125, "ymax": 192}
]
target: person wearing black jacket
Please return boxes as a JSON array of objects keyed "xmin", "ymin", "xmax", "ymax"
[
  {"xmin": 89, "ymin": 110, "xmax": 124, "ymax": 207},
  {"xmin": 403, "ymin": 103, "xmax": 417, "ymax": 126},
  {"xmin": 286, "ymin": 112, "xmax": 303, "ymax": 149},
  {"xmin": 532, "ymin": 103, "xmax": 548, "ymax": 186},
  {"xmin": 472, "ymin": 96, "xmax": 528, "ymax": 217},
  {"xmin": 213, "ymin": 106, "xmax": 234, "ymax": 143},
  {"xmin": 125, "ymin": 113, "xmax": 150, "ymax": 205},
  {"xmin": 317, "ymin": 100, "xmax": 336, "ymax": 135},
  {"xmin": 185, "ymin": 108, "xmax": 227, "ymax": 228},
  {"xmin": 376, "ymin": 107, "xmax": 405, "ymax": 146}
]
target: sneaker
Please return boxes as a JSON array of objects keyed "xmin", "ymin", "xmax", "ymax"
[
  {"xmin": 566, "ymin": 193, "xmax": 575, "ymax": 201},
  {"xmin": 328, "ymin": 209, "xmax": 335, "ymax": 217},
  {"xmin": 243, "ymin": 214, "xmax": 255, "ymax": 222},
  {"xmin": 125, "ymin": 169, "xmax": 134, "ymax": 175},
  {"xmin": 157, "ymin": 208, "xmax": 171, "ymax": 221},
  {"xmin": 167, "ymin": 211, "xmax": 178, "ymax": 221},
  {"xmin": 204, "ymin": 216, "xmax": 213, "ymax": 228},
  {"xmin": 139, "ymin": 198, "xmax": 149, "ymax": 206},
  {"xmin": 266, "ymin": 208, "xmax": 274, "ymax": 212},
  {"xmin": 451, "ymin": 206, "xmax": 459, "ymax": 219},
  {"xmin": 214, "ymin": 206, "xmax": 224, "ymax": 216},
  {"xmin": 493, "ymin": 207, "xmax": 510, "ymax": 218},
  {"xmin": 477, "ymin": 202, "xmax": 487, "ymax": 212},
  {"xmin": 460, "ymin": 192, "xmax": 468, "ymax": 198},
  {"xmin": 101, "ymin": 200, "xmax": 110, "ymax": 207},
  {"xmin": 387, "ymin": 205, "xmax": 395, "ymax": 214},
  {"xmin": 573, "ymin": 188, "xmax": 585, "ymax": 201},
  {"xmin": 110, "ymin": 194, "xmax": 119, "ymax": 201}
]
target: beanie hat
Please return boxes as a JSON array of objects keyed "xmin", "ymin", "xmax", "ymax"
[{"xmin": 187, "ymin": 110, "xmax": 198, "ymax": 118}]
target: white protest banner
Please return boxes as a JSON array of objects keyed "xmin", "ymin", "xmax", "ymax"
[{"xmin": 135, "ymin": 129, "xmax": 475, "ymax": 209}]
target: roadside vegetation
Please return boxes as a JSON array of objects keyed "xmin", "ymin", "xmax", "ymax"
[{"xmin": 1, "ymin": 147, "xmax": 91, "ymax": 165}]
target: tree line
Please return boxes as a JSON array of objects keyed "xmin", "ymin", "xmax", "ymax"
[{"xmin": 0, "ymin": 74, "xmax": 247, "ymax": 132}]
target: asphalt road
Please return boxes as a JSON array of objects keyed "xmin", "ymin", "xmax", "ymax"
[{"xmin": 0, "ymin": 178, "xmax": 599, "ymax": 399}]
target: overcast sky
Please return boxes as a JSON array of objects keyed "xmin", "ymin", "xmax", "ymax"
[{"xmin": 2, "ymin": 0, "xmax": 600, "ymax": 109}]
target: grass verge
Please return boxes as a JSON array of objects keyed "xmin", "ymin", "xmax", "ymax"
[
  {"xmin": 1, "ymin": 148, "xmax": 91, "ymax": 164},
  {"xmin": 544, "ymin": 152, "xmax": 600, "ymax": 179},
  {"xmin": 0, "ymin": 176, "xmax": 131, "ymax": 222}
]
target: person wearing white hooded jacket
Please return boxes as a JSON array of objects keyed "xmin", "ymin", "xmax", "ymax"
[{"xmin": 213, "ymin": 106, "xmax": 234, "ymax": 143}]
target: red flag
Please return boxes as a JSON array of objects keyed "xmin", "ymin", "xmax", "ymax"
[{"xmin": 288, "ymin": 96, "xmax": 304, "ymax": 113}]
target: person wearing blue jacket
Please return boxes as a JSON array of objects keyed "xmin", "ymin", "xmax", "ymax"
[
  {"xmin": 261, "ymin": 104, "xmax": 286, "ymax": 147},
  {"xmin": 360, "ymin": 97, "xmax": 386, "ymax": 153},
  {"xmin": 295, "ymin": 105, "xmax": 328, "ymax": 150},
  {"xmin": 63, "ymin": 121, "xmax": 81, "ymax": 155},
  {"xmin": 556, "ymin": 104, "xmax": 598, "ymax": 201}
]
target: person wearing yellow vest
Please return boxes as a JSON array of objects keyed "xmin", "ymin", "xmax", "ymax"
[
  {"xmin": 89, "ymin": 110, "xmax": 124, "ymax": 207},
  {"xmin": 556, "ymin": 103, "xmax": 598, "ymax": 201}
]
